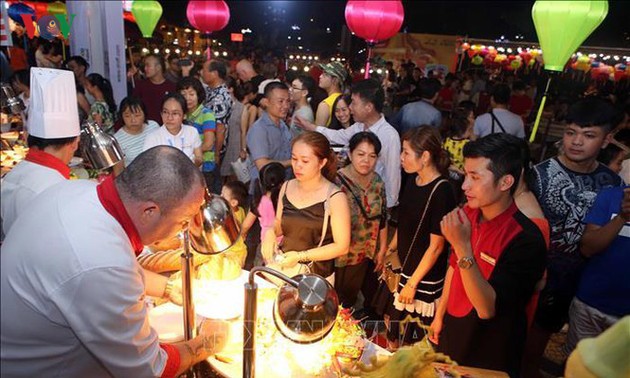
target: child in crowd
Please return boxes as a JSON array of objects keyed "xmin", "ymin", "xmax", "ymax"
[
  {"xmin": 240, "ymin": 162, "xmax": 286, "ymax": 267},
  {"xmin": 218, "ymin": 181, "xmax": 249, "ymax": 268}
]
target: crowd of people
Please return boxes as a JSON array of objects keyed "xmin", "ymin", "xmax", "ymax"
[{"xmin": 2, "ymin": 35, "xmax": 630, "ymax": 378}]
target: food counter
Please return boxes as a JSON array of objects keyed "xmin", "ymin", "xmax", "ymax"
[{"xmin": 149, "ymin": 270, "xmax": 508, "ymax": 378}]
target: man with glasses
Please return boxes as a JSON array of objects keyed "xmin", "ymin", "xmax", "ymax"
[{"xmin": 289, "ymin": 75, "xmax": 315, "ymax": 138}]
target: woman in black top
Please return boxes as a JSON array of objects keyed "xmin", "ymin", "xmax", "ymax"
[
  {"xmin": 385, "ymin": 126, "xmax": 456, "ymax": 348},
  {"xmin": 262, "ymin": 131, "xmax": 351, "ymax": 278}
]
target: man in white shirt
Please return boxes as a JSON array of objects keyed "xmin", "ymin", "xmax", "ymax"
[
  {"xmin": 473, "ymin": 84, "xmax": 525, "ymax": 139},
  {"xmin": 1, "ymin": 68, "xmax": 80, "ymax": 239},
  {"xmin": 1, "ymin": 146, "xmax": 228, "ymax": 377},
  {"xmin": 296, "ymin": 79, "xmax": 401, "ymax": 208}
]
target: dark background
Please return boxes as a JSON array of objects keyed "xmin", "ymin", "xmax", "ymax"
[{"xmin": 161, "ymin": 0, "xmax": 629, "ymax": 51}]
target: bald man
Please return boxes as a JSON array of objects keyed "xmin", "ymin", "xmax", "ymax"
[{"xmin": 235, "ymin": 59, "xmax": 264, "ymax": 89}]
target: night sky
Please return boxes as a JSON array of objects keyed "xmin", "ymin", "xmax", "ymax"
[{"xmin": 161, "ymin": 1, "xmax": 629, "ymax": 49}]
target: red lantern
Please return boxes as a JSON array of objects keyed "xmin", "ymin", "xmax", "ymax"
[
  {"xmin": 186, "ymin": 0, "xmax": 230, "ymax": 33},
  {"xmin": 344, "ymin": 1, "xmax": 404, "ymax": 43},
  {"xmin": 461, "ymin": 42, "xmax": 470, "ymax": 51}
]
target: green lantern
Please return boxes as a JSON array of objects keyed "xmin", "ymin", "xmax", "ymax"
[
  {"xmin": 532, "ymin": 0, "xmax": 608, "ymax": 72},
  {"xmin": 529, "ymin": 0, "xmax": 608, "ymax": 143},
  {"xmin": 131, "ymin": 0, "xmax": 163, "ymax": 38}
]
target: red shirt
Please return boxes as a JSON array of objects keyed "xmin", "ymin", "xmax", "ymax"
[
  {"xmin": 509, "ymin": 94, "xmax": 534, "ymax": 121},
  {"xmin": 132, "ymin": 79, "xmax": 176, "ymax": 123}
]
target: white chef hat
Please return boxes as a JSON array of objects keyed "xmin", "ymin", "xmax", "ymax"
[{"xmin": 27, "ymin": 68, "xmax": 80, "ymax": 139}]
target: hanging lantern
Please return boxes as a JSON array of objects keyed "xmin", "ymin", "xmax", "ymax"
[
  {"xmin": 529, "ymin": 0, "xmax": 608, "ymax": 144},
  {"xmin": 461, "ymin": 42, "xmax": 470, "ymax": 51},
  {"xmin": 131, "ymin": 0, "xmax": 163, "ymax": 38},
  {"xmin": 186, "ymin": 0, "xmax": 230, "ymax": 60},
  {"xmin": 532, "ymin": 1, "xmax": 608, "ymax": 72},
  {"xmin": 344, "ymin": 0, "xmax": 404, "ymax": 43},
  {"xmin": 471, "ymin": 55, "xmax": 483, "ymax": 65},
  {"xmin": 47, "ymin": 1, "xmax": 67, "ymax": 15},
  {"xmin": 186, "ymin": 1, "xmax": 230, "ymax": 33},
  {"xmin": 345, "ymin": 0, "xmax": 404, "ymax": 79}
]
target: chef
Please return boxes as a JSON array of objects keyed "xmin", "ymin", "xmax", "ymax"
[
  {"xmin": 1, "ymin": 68, "xmax": 80, "ymax": 239},
  {"xmin": 1, "ymin": 68, "xmax": 184, "ymax": 304},
  {"xmin": 1, "ymin": 146, "xmax": 229, "ymax": 377}
]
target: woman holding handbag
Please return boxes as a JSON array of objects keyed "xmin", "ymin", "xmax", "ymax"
[
  {"xmin": 262, "ymin": 131, "xmax": 351, "ymax": 278},
  {"xmin": 385, "ymin": 126, "xmax": 456, "ymax": 349}
]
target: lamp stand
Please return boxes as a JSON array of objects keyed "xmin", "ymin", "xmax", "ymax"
[
  {"xmin": 243, "ymin": 267, "xmax": 299, "ymax": 378},
  {"xmin": 182, "ymin": 231, "xmax": 197, "ymax": 341}
]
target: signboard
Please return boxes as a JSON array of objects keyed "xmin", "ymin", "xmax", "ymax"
[
  {"xmin": 230, "ymin": 33, "xmax": 243, "ymax": 42},
  {"xmin": 374, "ymin": 33, "xmax": 458, "ymax": 74}
]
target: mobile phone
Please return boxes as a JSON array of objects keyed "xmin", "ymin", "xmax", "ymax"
[{"xmin": 178, "ymin": 59, "xmax": 193, "ymax": 67}]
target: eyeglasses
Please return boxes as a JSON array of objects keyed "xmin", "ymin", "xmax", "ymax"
[
  {"xmin": 290, "ymin": 86, "xmax": 305, "ymax": 91},
  {"xmin": 161, "ymin": 110, "xmax": 183, "ymax": 118}
]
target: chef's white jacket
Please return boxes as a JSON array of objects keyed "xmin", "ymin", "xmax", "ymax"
[
  {"xmin": 0, "ymin": 180, "xmax": 169, "ymax": 377},
  {"xmin": 1, "ymin": 160, "xmax": 65, "ymax": 238}
]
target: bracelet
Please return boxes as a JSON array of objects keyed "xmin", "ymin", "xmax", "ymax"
[
  {"xmin": 298, "ymin": 250, "xmax": 310, "ymax": 263},
  {"xmin": 163, "ymin": 278, "xmax": 175, "ymax": 299}
]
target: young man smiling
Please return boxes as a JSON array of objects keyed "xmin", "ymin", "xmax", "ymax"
[
  {"xmin": 431, "ymin": 133, "xmax": 546, "ymax": 376},
  {"xmin": 523, "ymin": 97, "xmax": 623, "ymax": 376}
]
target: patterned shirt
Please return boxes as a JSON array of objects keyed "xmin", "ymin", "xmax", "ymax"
[
  {"xmin": 186, "ymin": 104, "xmax": 216, "ymax": 172},
  {"xmin": 89, "ymin": 101, "xmax": 115, "ymax": 134},
  {"xmin": 334, "ymin": 168, "xmax": 387, "ymax": 267},
  {"xmin": 533, "ymin": 157, "xmax": 622, "ymax": 279},
  {"xmin": 204, "ymin": 82, "xmax": 232, "ymax": 157},
  {"xmin": 443, "ymin": 137, "xmax": 469, "ymax": 171}
]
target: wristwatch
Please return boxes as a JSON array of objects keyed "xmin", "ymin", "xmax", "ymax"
[{"xmin": 457, "ymin": 256, "xmax": 475, "ymax": 270}]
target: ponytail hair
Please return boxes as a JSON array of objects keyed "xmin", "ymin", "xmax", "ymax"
[
  {"xmin": 292, "ymin": 131, "xmax": 338, "ymax": 182},
  {"xmin": 87, "ymin": 73, "xmax": 116, "ymax": 115},
  {"xmin": 402, "ymin": 126, "xmax": 451, "ymax": 177},
  {"xmin": 252, "ymin": 162, "xmax": 286, "ymax": 217}
]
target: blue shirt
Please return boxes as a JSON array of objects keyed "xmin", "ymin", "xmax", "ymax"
[
  {"xmin": 577, "ymin": 186, "xmax": 630, "ymax": 317},
  {"xmin": 392, "ymin": 100, "xmax": 442, "ymax": 133},
  {"xmin": 246, "ymin": 111, "xmax": 292, "ymax": 193}
]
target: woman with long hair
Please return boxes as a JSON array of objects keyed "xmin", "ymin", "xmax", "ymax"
[
  {"xmin": 85, "ymin": 73, "xmax": 117, "ymax": 133},
  {"xmin": 335, "ymin": 132, "xmax": 387, "ymax": 308},
  {"xmin": 263, "ymin": 131, "xmax": 351, "ymax": 278},
  {"xmin": 385, "ymin": 126, "xmax": 456, "ymax": 349},
  {"xmin": 329, "ymin": 94, "xmax": 354, "ymax": 130}
]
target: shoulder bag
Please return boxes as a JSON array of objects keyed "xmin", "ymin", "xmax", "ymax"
[{"xmin": 380, "ymin": 179, "xmax": 448, "ymax": 293}]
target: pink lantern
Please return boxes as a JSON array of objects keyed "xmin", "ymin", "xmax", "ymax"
[
  {"xmin": 345, "ymin": 0, "xmax": 404, "ymax": 79},
  {"xmin": 187, "ymin": 1, "xmax": 230, "ymax": 33},
  {"xmin": 345, "ymin": 0, "xmax": 404, "ymax": 43},
  {"xmin": 186, "ymin": 0, "xmax": 230, "ymax": 59}
]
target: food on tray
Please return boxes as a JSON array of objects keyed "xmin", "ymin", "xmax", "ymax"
[{"xmin": 342, "ymin": 321, "xmax": 458, "ymax": 378}]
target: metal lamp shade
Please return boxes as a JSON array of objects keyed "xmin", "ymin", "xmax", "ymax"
[
  {"xmin": 188, "ymin": 192, "xmax": 240, "ymax": 254},
  {"xmin": 273, "ymin": 274, "xmax": 339, "ymax": 344},
  {"xmin": 1, "ymin": 83, "xmax": 26, "ymax": 115},
  {"xmin": 80, "ymin": 121, "xmax": 123, "ymax": 170}
]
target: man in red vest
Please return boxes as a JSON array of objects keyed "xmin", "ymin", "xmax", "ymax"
[{"xmin": 431, "ymin": 133, "xmax": 546, "ymax": 376}]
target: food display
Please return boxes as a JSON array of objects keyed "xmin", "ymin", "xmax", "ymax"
[{"xmin": 1, "ymin": 143, "xmax": 28, "ymax": 175}]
